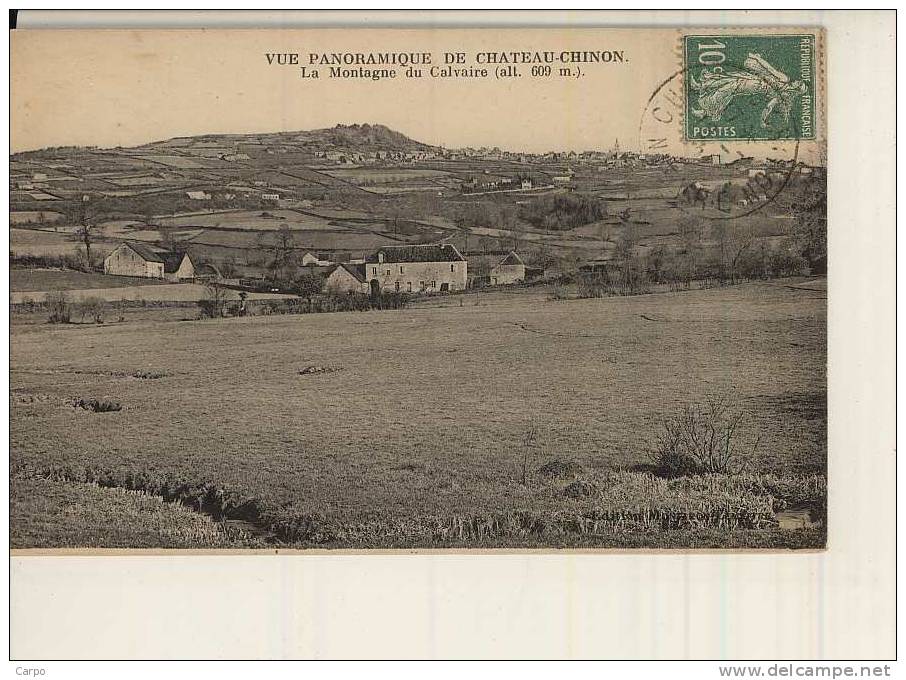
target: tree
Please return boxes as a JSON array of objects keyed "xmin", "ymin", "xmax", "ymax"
[
  {"xmin": 789, "ymin": 174, "xmax": 827, "ymax": 275},
  {"xmin": 46, "ymin": 291, "xmax": 71, "ymax": 324},
  {"xmin": 711, "ymin": 222, "xmax": 729, "ymax": 280},
  {"xmin": 160, "ymin": 229, "xmax": 188, "ymax": 254},
  {"xmin": 675, "ymin": 218, "xmax": 698, "ymax": 283},
  {"xmin": 197, "ymin": 283, "xmax": 232, "ymax": 318},
  {"xmin": 725, "ymin": 225, "xmax": 758, "ymax": 282},
  {"xmin": 73, "ymin": 198, "xmax": 97, "ymax": 269},
  {"xmin": 258, "ymin": 225, "xmax": 298, "ymax": 283},
  {"xmin": 219, "ymin": 256, "xmax": 238, "ymax": 279},
  {"xmin": 293, "ymin": 272, "xmax": 323, "ymax": 298},
  {"xmin": 74, "ymin": 296, "xmax": 107, "ymax": 324}
]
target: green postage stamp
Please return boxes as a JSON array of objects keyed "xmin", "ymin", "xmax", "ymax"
[{"xmin": 684, "ymin": 33, "xmax": 817, "ymax": 141}]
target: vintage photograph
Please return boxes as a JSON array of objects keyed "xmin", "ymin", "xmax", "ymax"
[{"xmin": 10, "ymin": 27, "xmax": 827, "ymax": 550}]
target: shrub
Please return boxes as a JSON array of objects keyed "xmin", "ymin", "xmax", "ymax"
[
  {"xmin": 70, "ymin": 397, "xmax": 122, "ymax": 413},
  {"xmin": 519, "ymin": 193, "xmax": 607, "ymax": 231},
  {"xmin": 73, "ymin": 296, "xmax": 107, "ymax": 323},
  {"xmin": 197, "ymin": 283, "xmax": 232, "ymax": 319},
  {"xmin": 563, "ymin": 480, "xmax": 598, "ymax": 499},
  {"xmin": 46, "ymin": 291, "xmax": 71, "ymax": 324},
  {"xmin": 650, "ymin": 397, "xmax": 760, "ymax": 477},
  {"xmin": 537, "ymin": 459, "xmax": 584, "ymax": 478}
]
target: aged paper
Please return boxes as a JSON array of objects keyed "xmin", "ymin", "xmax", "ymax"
[{"xmin": 7, "ymin": 11, "xmax": 895, "ymax": 661}]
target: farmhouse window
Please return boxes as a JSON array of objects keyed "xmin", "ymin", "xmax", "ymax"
[
  {"xmin": 450, "ymin": 264, "xmax": 454, "ymax": 272},
  {"xmin": 372, "ymin": 267, "xmax": 376, "ymax": 275},
  {"xmin": 395, "ymin": 282, "xmax": 400, "ymax": 292},
  {"xmin": 386, "ymin": 269, "xmax": 391, "ymax": 276},
  {"xmin": 400, "ymin": 266, "xmax": 404, "ymax": 274},
  {"xmin": 407, "ymin": 282, "xmax": 412, "ymax": 292}
]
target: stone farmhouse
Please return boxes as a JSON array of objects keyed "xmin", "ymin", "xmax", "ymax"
[
  {"xmin": 323, "ymin": 263, "xmax": 368, "ymax": 294},
  {"xmin": 466, "ymin": 250, "xmax": 528, "ymax": 287},
  {"xmin": 103, "ymin": 242, "xmax": 195, "ymax": 282},
  {"xmin": 363, "ymin": 244, "xmax": 467, "ymax": 293},
  {"xmin": 488, "ymin": 251, "xmax": 526, "ymax": 286}
]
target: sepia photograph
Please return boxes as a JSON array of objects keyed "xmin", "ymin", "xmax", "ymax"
[{"xmin": 7, "ymin": 25, "xmax": 829, "ymax": 552}]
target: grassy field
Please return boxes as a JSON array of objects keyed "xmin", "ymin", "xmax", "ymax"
[
  {"xmin": 10, "ymin": 268, "xmax": 169, "ymax": 293},
  {"xmin": 10, "ymin": 280, "xmax": 826, "ymax": 548},
  {"xmin": 9, "ymin": 280, "xmax": 295, "ymax": 304},
  {"xmin": 10, "ymin": 210, "xmax": 64, "ymax": 224},
  {"xmin": 158, "ymin": 209, "xmax": 335, "ymax": 230}
]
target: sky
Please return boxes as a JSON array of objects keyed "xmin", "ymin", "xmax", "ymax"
[{"xmin": 11, "ymin": 28, "xmax": 823, "ymax": 163}]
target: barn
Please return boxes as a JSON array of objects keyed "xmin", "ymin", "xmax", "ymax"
[
  {"xmin": 323, "ymin": 263, "xmax": 367, "ymax": 294},
  {"xmin": 363, "ymin": 244, "xmax": 467, "ymax": 293},
  {"xmin": 488, "ymin": 251, "xmax": 526, "ymax": 286},
  {"xmin": 103, "ymin": 242, "xmax": 195, "ymax": 281}
]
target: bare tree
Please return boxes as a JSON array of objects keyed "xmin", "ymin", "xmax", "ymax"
[
  {"xmin": 71, "ymin": 197, "xmax": 98, "ymax": 270},
  {"xmin": 258, "ymin": 225, "xmax": 297, "ymax": 283},
  {"xmin": 198, "ymin": 282, "xmax": 233, "ymax": 319},
  {"xmin": 677, "ymin": 217, "xmax": 703, "ymax": 283},
  {"xmin": 726, "ymin": 225, "xmax": 758, "ymax": 283}
]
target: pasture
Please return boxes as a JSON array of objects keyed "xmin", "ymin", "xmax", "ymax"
[
  {"xmin": 323, "ymin": 168, "xmax": 450, "ymax": 184},
  {"xmin": 10, "ymin": 210, "xmax": 64, "ymax": 224},
  {"xmin": 158, "ymin": 209, "xmax": 335, "ymax": 231},
  {"xmin": 10, "ymin": 228, "xmax": 119, "ymax": 258},
  {"xmin": 10, "ymin": 281, "xmax": 826, "ymax": 548},
  {"xmin": 9, "ymin": 280, "xmax": 294, "ymax": 304},
  {"xmin": 10, "ymin": 269, "xmax": 169, "ymax": 293}
]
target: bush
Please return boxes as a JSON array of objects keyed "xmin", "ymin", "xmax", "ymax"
[
  {"xmin": 70, "ymin": 397, "xmax": 122, "ymax": 413},
  {"xmin": 197, "ymin": 283, "xmax": 232, "ymax": 319},
  {"xmin": 650, "ymin": 397, "xmax": 760, "ymax": 477},
  {"xmin": 73, "ymin": 296, "xmax": 107, "ymax": 323},
  {"xmin": 519, "ymin": 193, "xmax": 607, "ymax": 231},
  {"xmin": 46, "ymin": 291, "xmax": 71, "ymax": 324}
]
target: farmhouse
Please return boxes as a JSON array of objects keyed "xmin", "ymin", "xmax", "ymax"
[
  {"xmin": 488, "ymin": 251, "xmax": 526, "ymax": 286},
  {"xmin": 323, "ymin": 263, "xmax": 367, "ymax": 294},
  {"xmin": 466, "ymin": 250, "xmax": 531, "ymax": 287},
  {"xmin": 364, "ymin": 244, "xmax": 467, "ymax": 293},
  {"xmin": 103, "ymin": 242, "xmax": 195, "ymax": 281}
]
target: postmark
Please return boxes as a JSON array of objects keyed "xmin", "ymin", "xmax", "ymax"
[
  {"xmin": 637, "ymin": 29, "xmax": 824, "ymax": 220},
  {"xmin": 639, "ymin": 65, "xmax": 802, "ymax": 221},
  {"xmin": 684, "ymin": 33, "xmax": 817, "ymax": 141}
]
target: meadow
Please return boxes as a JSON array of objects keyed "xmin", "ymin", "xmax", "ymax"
[
  {"xmin": 158, "ymin": 209, "xmax": 336, "ymax": 231},
  {"xmin": 10, "ymin": 281, "xmax": 826, "ymax": 548},
  {"xmin": 10, "ymin": 269, "xmax": 169, "ymax": 293}
]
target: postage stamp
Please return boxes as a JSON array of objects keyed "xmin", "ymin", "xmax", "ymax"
[{"xmin": 684, "ymin": 33, "xmax": 817, "ymax": 141}]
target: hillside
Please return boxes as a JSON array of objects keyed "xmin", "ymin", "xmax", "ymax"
[{"xmin": 12, "ymin": 123, "xmax": 437, "ymax": 160}]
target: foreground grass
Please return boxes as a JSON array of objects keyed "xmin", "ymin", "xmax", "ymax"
[
  {"xmin": 10, "ymin": 281, "xmax": 826, "ymax": 548},
  {"xmin": 10, "ymin": 475, "xmax": 264, "ymax": 549},
  {"xmin": 11, "ymin": 462, "xmax": 825, "ymax": 549}
]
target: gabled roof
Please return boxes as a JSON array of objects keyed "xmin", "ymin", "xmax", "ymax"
[
  {"xmin": 122, "ymin": 241, "xmax": 164, "ymax": 263},
  {"xmin": 117, "ymin": 242, "xmax": 189, "ymax": 273},
  {"xmin": 495, "ymin": 251, "xmax": 525, "ymax": 267},
  {"xmin": 160, "ymin": 251, "xmax": 191, "ymax": 274},
  {"xmin": 325, "ymin": 263, "xmax": 366, "ymax": 283},
  {"xmin": 365, "ymin": 243, "xmax": 465, "ymax": 264}
]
